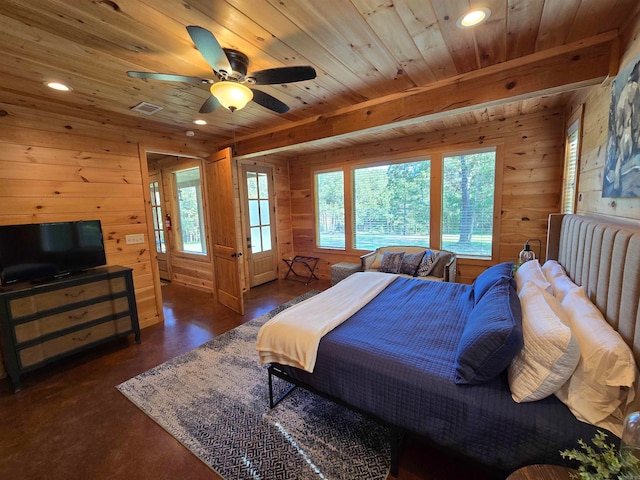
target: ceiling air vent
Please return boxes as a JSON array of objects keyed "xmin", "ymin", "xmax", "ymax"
[{"xmin": 131, "ymin": 101, "xmax": 163, "ymax": 115}]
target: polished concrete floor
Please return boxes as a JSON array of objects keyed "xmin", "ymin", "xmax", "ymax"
[{"xmin": 0, "ymin": 278, "xmax": 501, "ymax": 480}]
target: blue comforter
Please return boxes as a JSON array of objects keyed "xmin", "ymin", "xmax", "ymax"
[{"xmin": 277, "ymin": 276, "xmax": 602, "ymax": 472}]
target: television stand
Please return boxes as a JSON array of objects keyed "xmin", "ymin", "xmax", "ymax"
[{"xmin": 0, "ymin": 265, "xmax": 140, "ymax": 392}]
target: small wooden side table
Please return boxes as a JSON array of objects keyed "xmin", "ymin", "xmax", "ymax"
[{"xmin": 507, "ymin": 464, "xmax": 577, "ymax": 480}]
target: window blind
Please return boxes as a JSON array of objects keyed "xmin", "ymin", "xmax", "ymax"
[{"xmin": 561, "ymin": 120, "xmax": 580, "ymax": 214}]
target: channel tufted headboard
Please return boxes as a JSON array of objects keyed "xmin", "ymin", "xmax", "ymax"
[{"xmin": 547, "ymin": 214, "xmax": 640, "ymax": 364}]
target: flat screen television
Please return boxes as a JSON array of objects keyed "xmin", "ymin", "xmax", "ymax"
[{"xmin": 0, "ymin": 220, "xmax": 107, "ymax": 285}]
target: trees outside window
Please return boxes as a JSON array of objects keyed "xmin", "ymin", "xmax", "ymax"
[
  {"xmin": 353, "ymin": 161, "xmax": 430, "ymax": 249},
  {"xmin": 315, "ymin": 170, "xmax": 345, "ymax": 249},
  {"xmin": 441, "ymin": 150, "xmax": 496, "ymax": 257},
  {"xmin": 174, "ymin": 167, "xmax": 207, "ymax": 255}
]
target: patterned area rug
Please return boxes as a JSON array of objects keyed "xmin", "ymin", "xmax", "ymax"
[{"xmin": 117, "ymin": 292, "xmax": 390, "ymax": 480}]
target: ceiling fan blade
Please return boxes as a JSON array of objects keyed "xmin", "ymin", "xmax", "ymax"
[
  {"xmin": 250, "ymin": 89, "xmax": 289, "ymax": 114},
  {"xmin": 126, "ymin": 71, "xmax": 211, "ymax": 84},
  {"xmin": 199, "ymin": 95, "xmax": 221, "ymax": 114},
  {"xmin": 247, "ymin": 66, "xmax": 316, "ymax": 85},
  {"xmin": 186, "ymin": 25, "xmax": 232, "ymax": 74}
]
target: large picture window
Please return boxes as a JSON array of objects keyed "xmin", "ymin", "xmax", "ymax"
[
  {"xmin": 353, "ymin": 161, "xmax": 430, "ymax": 249},
  {"xmin": 314, "ymin": 147, "xmax": 499, "ymax": 259}
]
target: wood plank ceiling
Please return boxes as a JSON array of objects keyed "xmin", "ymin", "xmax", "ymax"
[{"xmin": 0, "ymin": 0, "xmax": 637, "ymax": 158}]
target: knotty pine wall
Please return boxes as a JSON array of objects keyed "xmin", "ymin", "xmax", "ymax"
[
  {"xmin": 288, "ymin": 109, "xmax": 566, "ymax": 284},
  {"xmin": 565, "ymin": 11, "xmax": 640, "ymax": 223},
  {"xmin": 0, "ymin": 104, "xmax": 213, "ymax": 331}
]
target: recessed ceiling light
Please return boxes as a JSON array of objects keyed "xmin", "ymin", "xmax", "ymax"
[
  {"xmin": 45, "ymin": 81, "xmax": 72, "ymax": 91},
  {"xmin": 193, "ymin": 119, "xmax": 207, "ymax": 125},
  {"xmin": 457, "ymin": 8, "xmax": 491, "ymax": 28}
]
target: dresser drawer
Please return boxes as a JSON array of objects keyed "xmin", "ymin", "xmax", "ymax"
[
  {"xmin": 18, "ymin": 316, "xmax": 133, "ymax": 368},
  {"xmin": 14, "ymin": 296, "xmax": 130, "ymax": 343},
  {"xmin": 8, "ymin": 277, "xmax": 127, "ymax": 319}
]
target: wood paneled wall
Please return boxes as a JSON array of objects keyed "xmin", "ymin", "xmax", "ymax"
[
  {"xmin": 0, "ymin": 104, "xmax": 213, "ymax": 330},
  {"xmin": 566, "ymin": 11, "xmax": 640, "ymax": 223},
  {"xmin": 288, "ymin": 110, "xmax": 566, "ymax": 284}
]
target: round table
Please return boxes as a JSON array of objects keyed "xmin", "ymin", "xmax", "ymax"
[{"xmin": 506, "ymin": 464, "xmax": 577, "ymax": 480}]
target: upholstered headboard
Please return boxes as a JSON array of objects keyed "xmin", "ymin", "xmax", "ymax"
[{"xmin": 547, "ymin": 214, "xmax": 640, "ymax": 364}]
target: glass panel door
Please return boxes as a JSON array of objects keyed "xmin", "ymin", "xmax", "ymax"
[
  {"xmin": 242, "ymin": 165, "xmax": 278, "ymax": 288},
  {"xmin": 246, "ymin": 171, "xmax": 273, "ymax": 254},
  {"xmin": 150, "ymin": 180, "xmax": 166, "ymax": 254}
]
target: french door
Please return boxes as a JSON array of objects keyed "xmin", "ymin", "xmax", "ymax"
[
  {"xmin": 149, "ymin": 173, "xmax": 170, "ymax": 281},
  {"xmin": 242, "ymin": 164, "xmax": 278, "ymax": 287}
]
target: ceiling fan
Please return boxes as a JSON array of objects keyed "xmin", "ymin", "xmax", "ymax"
[{"xmin": 127, "ymin": 25, "xmax": 316, "ymax": 114}]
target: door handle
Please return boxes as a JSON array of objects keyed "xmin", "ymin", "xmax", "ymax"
[{"xmin": 231, "ymin": 252, "xmax": 243, "ymax": 258}]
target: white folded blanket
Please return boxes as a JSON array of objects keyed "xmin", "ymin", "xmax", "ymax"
[{"xmin": 256, "ymin": 271, "xmax": 397, "ymax": 372}]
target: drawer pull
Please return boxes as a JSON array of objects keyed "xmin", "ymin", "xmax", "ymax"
[
  {"xmin": 65, "ymin": 289, "xmax": 85, "ymax": 298},
  {"xmin": 69, "ymin": 311, "xmax": 89, "ymax": 321},
  {"xmin": 72, "ymin": 332, "xmax": 92, "ymax": 342}
]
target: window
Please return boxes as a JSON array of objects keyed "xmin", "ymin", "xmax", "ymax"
[
  {"xmin": 246, "ymin": 170, "xmax": 272, "ymax": 253},
  {"xmin": 353, "ymin": 161, "xmax": 430, "ymax": 249},
  {"xmin": 149, "ymin": 180, "xmax": 166, "ymax": 254},
  {"xmin": 561, "ymin": 119, "xmax": 580, "ymax": 214},
  {"xmin": 315, "ymin": 170, "xmax": 345, "ymax": 249},
  {"xmin": 174, "ymin": 167, "xmax": 206, "ymax": 255},
  {"xmin": 441, "ymin": 149, "xmax": 496, "ymax": 258},
  {"xmin": 314, "ymin": 147, "xmax": 499, "ymax": 259}
]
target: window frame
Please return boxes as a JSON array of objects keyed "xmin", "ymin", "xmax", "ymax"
[
  {"xmin": 312, "ymin": 144, "xmax": 503, "ymax": 262},
  {"xmin": 352, "ymin": 157, "xmax": 432, "ymax": 251},
  {"xmin": 149, "ymin": 179, "xmax": 166, "ymax": 254},
  {"xmin": 314, "ymin": 167, "xmax": 348, "ymax": 250},
  {"xmin": 164, "ymin": 159, "xmax": 211, "ymax": 261},
  {"xmin": 440, "ymin": 146, "xmax": 500, "ymax": 260},
  {"xmin": 561, "ymin": 106, "xmax": 583, "ymax": 215}
]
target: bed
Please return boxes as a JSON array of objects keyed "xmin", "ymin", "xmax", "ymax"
[{"xmin": 257, "ymin": 213, "xmax": 640, "ymax": 476}]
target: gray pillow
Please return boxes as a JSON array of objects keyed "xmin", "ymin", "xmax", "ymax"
[
  {"xmin": 379, "ymin": 252, "xmax": 404, "ymax": 273},
  {"xmin": 399, "ymin": 251, "xmax": 424, "ymax": 276},
  {"xmin": 430, "ymin": 251, "xmax": 451, "ymax": 279}
]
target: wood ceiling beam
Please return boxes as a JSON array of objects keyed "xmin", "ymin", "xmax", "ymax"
[{"xmin": 225, "ymin": 31, "xmax": 618, "ymax": 159}]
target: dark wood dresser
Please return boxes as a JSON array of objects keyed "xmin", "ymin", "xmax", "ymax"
[{"xmin": 0, "ymin": 265, "xmax": 140, "ymax": 391}]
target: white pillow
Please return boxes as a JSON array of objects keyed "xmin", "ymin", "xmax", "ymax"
[
  {"xmin": 541, "ymin": 260, "xmax": 580, "ymax": 301},
  {"xmin": 555, "ymin": 287, "xmax": 638, "ymax": 426},
  {"xmin": 515, "ymin": 260, "xmax": 553, "ymax": 295},
  {"xmin": 508, "ymin": 282, "xmax": 580, "ymax": 402}
]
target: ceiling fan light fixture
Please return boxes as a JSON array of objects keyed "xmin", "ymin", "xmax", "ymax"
[
  {"xmin": 209, "ymin": 82, "xmax": 253, "ymax": 112},
  {"xmin": 193, "ymin": 119, "xmax": 207, "ymax": 125},
  {"xmin": 457, "ymin": 8, "xmax": 491, "ymax": 28}
]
